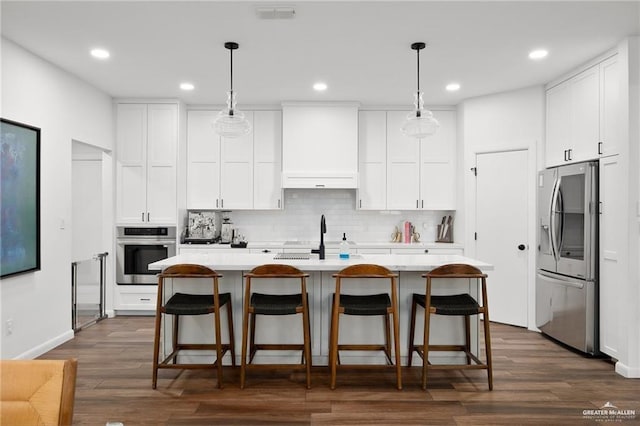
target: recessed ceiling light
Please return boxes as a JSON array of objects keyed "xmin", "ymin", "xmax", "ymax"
[
  {"xmin": 529, "ymin": 49, "xmax": 548, "ymax": 60},
  {"xmin": 90, "ymin": 48, "xmax": 110, "ymax": 59},
  {"xmin": 313, "ymin": 82, "xmax": 328, "ymax": 91},
  {"xmin": 446, "ymin": 83, "xmax": 461, "ymax": 92},
  {"xmin": 180, "ymin": 82, "xmax": 195, "ymax": 91}
]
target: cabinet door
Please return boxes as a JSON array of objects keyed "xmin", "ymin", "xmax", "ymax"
[
  {"xmin": 599, "ymin": 155, "xmax": 624, "ymax": 358},
  {"xmin": 599, "ymin": 55, "xmax": 620, "ymax": 157},
  {"xmin": 545, "ymin": 83, "xmax": 572, "ymax": 167},
  {"xmin": 187, "ymin": 110, "xmax": 221, "ymax": 209},
  {"xmin": 116, "ymin": 104, "xmax": 147, "ymax": 223},
  {"xmin": 421, "ymin": 110, "xmax": 456, "ymax": 209},
  {"xmin": 146, "ymin": 104, "xmax": 178, "ymax": 223},
  {"xmin": 253, "ymin": 111, "xmax": 282, "ymax": 210},
  {"xmin": 220, "ymin": 111, "xmax": 254, "ymax": 209},
  {"xmin": 358, "ymin": 111, "xmax": 387, "ymax": 210},
  {"xmin": 387, "ymin": 111, "xmax": 420, "ymax": 210},
  {"xmin": 570, "ymin": 65, "xmax": 600, "ymax": 162}
]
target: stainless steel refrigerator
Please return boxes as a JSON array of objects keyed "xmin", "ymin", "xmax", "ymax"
[{"xmin": 536, "ymin": 161, "xmax": 598, "ymax": 355}]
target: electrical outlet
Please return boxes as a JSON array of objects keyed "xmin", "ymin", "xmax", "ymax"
[{"xmin": 6, "ymin": 318, "xmax": 13, "ymax": 335}]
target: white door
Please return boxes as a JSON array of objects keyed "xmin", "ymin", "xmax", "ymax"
[{"xmin": 475, "ymin": 150, "xmax": 528, "ymax": 327}]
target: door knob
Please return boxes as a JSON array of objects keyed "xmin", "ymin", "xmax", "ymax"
[{"xmin": 518, "ymin": 244, "xmax": 526, "ymax": 251}]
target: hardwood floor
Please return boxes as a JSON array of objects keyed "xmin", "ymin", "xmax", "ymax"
[{"xmin": 40, "ymin": 317, "xmax": 640, "ymax": 425}]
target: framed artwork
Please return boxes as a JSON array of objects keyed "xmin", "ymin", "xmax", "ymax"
[{"xmin": 1, "ymin": 118, "xmax": 41, "ymax": 278}]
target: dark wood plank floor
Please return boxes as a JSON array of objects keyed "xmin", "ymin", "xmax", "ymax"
[{"xmin": 40, "ymin": 317, "xmax": 640, "ymax": 425}]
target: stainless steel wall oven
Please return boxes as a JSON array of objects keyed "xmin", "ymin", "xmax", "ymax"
[{"xmin": 116, "ymin": 226, "xmax": 176, "ymax": 285}]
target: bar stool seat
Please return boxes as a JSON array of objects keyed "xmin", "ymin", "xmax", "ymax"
[
  {"xmin": 241, "ymin": 264, "xmax": 312, "ymax": 389},
  {"xmin": 408, "ymin": 263, "xmax": 493, "ymax": 390},
  {"xmin": 152, "ymin": 264, "xmax": 235, "ymax": 390}
]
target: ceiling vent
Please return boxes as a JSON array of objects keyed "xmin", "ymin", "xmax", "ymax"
[{"xmin": 256, "ymin": 7, "xmax": 296, "ymax": 20}]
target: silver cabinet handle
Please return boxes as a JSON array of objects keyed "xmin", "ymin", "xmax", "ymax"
[
  {"xmin": 141, "ymin": 212, "xmax": 144, "ymax": 222},
  {"xmin": 147, "ymin": 212, "xmax": 150, "ymax": 222}
]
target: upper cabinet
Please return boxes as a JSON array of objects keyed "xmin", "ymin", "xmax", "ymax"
[
  {"xmin": 386, "ymin": 110, "xmax": 456, "ymax": 210},
  {"xmin": 358, "ymin": 109, "xmax": 456, "ymax": 211},
  {"xmin": 116, "ymin": 102, "xmax": 178, "ymax": 224},
  {"xmin": 282, "ymin": 103, "xmax": 358, "ymax": 188},
  {"xmin": 358, "ymin": 111, "xmax": 387, "ymax": 210},
  {"xmin": 186, "ymin": 110, "xmax": 282, "ymax": 210},
  {"xmin": 253, "ymin": 110, "xmax": 283, "ymax": 209},
  {"xmin": 545, "ymin": 54, "xmax": 620, "ymax": 167}
]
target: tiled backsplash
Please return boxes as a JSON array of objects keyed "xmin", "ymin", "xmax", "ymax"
[{"xmin": 226, "ymin": 189, "xmax": 452, "ymax": 243}]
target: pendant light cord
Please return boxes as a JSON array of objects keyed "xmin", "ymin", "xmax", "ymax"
[
  {"xmin": 416, "ymin": 47, "xmax": 420, "ymax": 93},
  {"xmin": 416, "ymin": 47, "xmax": 421, "ymax": 117},
  {"xmin": 229, "ymin": 47, "xmax": 234, "ymax": 115}
]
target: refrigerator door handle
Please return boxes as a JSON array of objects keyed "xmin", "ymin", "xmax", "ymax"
[
  {"xmin": 549, "ymin": 177, "xmax": 561, "ymax": 260},
  {"xmin": 537, "ymin": 271, "xmax": 585, "ymax": 289}
]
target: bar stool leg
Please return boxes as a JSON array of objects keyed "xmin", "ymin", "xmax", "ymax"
[
  {"xmin": 408, "ymin": 297, "xmax": 417, "ymax": 367},
  {"xmin": 422, "ymin": 305, "xmax": 432, "ymax": 390},
  {"xmin": 392, "ymin": 307, "xmax": 402, "ymax": 390},
  {"xmin": 329, "ymin": 298, "xmax": 340, "ymax": 390},
  {"xmin": 152, "ymin": 310, "xmax": 162, "ymax": 389},
  {"xmin": 172, "ymin": 315, "xmax": 180, "ymax": 364},
  {"xmin": 240, "ymin": 308, "xmax": 250, "ymax": 389},
  {"xmin": 483, "ymin": 314, "xmax": 493, "ymax": 390},
  {"xmin": 302, "ymin": 304, "xmax": 312, "ymax": 389},
  {"xmin": 225, "ymin": 301, "xmax": 236, "ymax": 367},
  {"xmin": 213, "ymin": 307, "xmax": 224, "ymax": 389},
  {"xmin": 465, "ymin": 315, "xmax": 472, "ymax": 364},
  {"xmin": 384, "ymin": 314, "xmax": 392, "ymax": 365}
]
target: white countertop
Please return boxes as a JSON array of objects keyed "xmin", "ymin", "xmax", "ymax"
[
  {"xmin": 149, "ymin": 252, "xmax": 492, "ymax": 272},
  {"xmin": 180, "ymin": 241, "xmax": 464, "ymax": 250}
]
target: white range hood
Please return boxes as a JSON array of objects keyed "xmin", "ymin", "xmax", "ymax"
[{"xmin": 282, "ymin": 102, "xmax": 359, "ymax": 188}]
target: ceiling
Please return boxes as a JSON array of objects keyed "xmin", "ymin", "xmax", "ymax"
[{"xmin": 2, "ymin": 1, "xmax": 639, "ymax": 107}]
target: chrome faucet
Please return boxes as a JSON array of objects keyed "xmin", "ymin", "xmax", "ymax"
[{"xmin": 312, "ymin": 214, "xmax": 327, "ymax": 259}]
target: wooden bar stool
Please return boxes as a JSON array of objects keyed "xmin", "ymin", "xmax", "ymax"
[
  {"xmin": 241, "ymin": 264, "xmax": 312, "ymax": 389},
  {"xmin": 408, "ymin": 263, "xmax": 493, "ymax": 390},
  {"xmin": 152, "ymin": 264, "xmax": 235, "ymax": 389},
  {"xmin": 329, "ymin": 264, "xmax": 402, "ymax": 390}
]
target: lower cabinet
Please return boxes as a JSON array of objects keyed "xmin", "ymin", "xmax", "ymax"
[{"xmin": 114, "ymin": 285, "xmax": 157, "ymax": 312}]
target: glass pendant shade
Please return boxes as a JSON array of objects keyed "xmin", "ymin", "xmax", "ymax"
[
  {"xmin": 213, "ymin": 91, "xmax": 251, "ymax": 138},
  {"xmin": 402, "ymin": 42, "xmax": 439, "ymax": 138},
  {"xmin": 214, "ymin": 42, "xmax": 251, "ymax": 138},
  {"xmin": 401, "ymin": 92, "xmax": 439, "ymax": 138}
]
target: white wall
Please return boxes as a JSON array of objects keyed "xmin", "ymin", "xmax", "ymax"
[
  {"xmin": 0, "ymin": 38, "xmax": 114, "ymax": 359},
  {"xmin": 459, "ymin": 85, "xmax": 545, "ymax": 330}
]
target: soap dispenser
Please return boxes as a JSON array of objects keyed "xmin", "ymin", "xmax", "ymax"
[{"xmin": 339, "ymin": 233, "xmax": 350, "ymax": 259}]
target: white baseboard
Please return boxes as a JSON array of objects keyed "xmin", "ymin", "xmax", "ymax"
[
  {"xmin": 15, "ymin": 329, "xmax": 75, "ymax": 360},
  {"xmin": 615, "ymin": 361, "xmax": 640, "ymax": 378}
]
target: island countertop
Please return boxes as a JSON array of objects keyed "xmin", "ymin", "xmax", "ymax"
[{"xmin": 148, "ymin": 252, "xmax": 493, "ymax": 272}]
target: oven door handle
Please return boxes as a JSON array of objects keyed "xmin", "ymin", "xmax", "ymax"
[{"xmin": 117, "ymin": 240, "xmax": 176, "ymax": 246}]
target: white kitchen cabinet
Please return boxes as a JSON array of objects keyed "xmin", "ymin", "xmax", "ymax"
[
  {"xmin": 358, "ymin": 111, "xmax": 387, "ymax": 210},
  {"xmin": 545, "ymin": 55, "xmax": 620, "ymax": 167},
  {"xmin": 282, "ymin": 103, "xmax": 358, "ymax": 188},
  {"xmin": 114, "ymin": 285, "xmax": 157, "ymax": 312},
  {"xmin": 545, "ymin": 65, "xmax": 599, "ymax": 167},
  {"xmin": 420, "ymin": 111, "xmax": 456, "ymax": 209},
  {"xmin": 599, "ymin": 155, "xmax": 624, "ymax": 358},
  {"xmin": 116, "ymin": 102, "xmax": 178, "ymax": 224},
  {"xmin": 599, "ymin": 54, "xmax": 621, "ymax": 157},
  {"xmin": 386, "ymin": 110, "xmax": 456, "ymax": 210},
  {"xmin": 390, "ymin": 246, "xmax": 464, "ymax": 255},
  {"xmin": 186, "ymin": 110, "xmax": 254, "ymax": 210},
  {"xmin": 253, "ymin": 110, "xmax": 283, "ymax": 210}
]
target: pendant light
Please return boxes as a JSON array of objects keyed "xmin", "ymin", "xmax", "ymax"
[
  {"xmin": 214, "ymin": 42, "xmax": 251, "ymax": 138},
  {"xmin": 401, "ymin": 42, "xmax": 439, "ymax": 138}
]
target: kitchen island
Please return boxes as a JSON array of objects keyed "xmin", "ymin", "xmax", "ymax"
[{"xmin": 149, "ymin": 252, "xmax": 492, "ymax": 366}]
